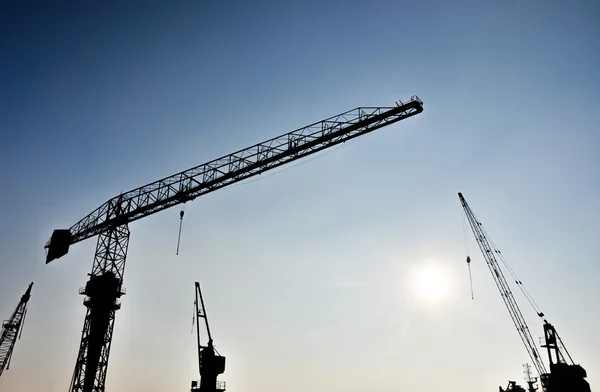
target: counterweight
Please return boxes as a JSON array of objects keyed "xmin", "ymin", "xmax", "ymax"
[
  {"xmin": 0, "ymin": 282, "xmax": 33, "ymax": 379},
  {"xmin": 45, "ymin": 97, "xmax": 423, "ymax": 392}
]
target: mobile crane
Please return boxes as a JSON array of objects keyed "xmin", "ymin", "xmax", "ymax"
[
  {"xmin": 44, "ymin": 96, "xmax": 423, "ymax": 392},
  {"xmin": 458, "ymin": 192, "xmax": 591, "ymax": 392},
  {"xmin": 190, "ymin": 282, "xmax": 225, "ymax": 392},
  {"xmin": 0, "ymin": 282, "xmax": 33, "ymax": 379}
]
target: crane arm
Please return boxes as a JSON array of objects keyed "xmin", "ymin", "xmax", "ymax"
[
  {"xmin": 195, "ymin": 281, "xmax": 212, "ymax": 347},
  {"xmin": 458, "ymin": 193, "xmax": 548, "ymax": 377},
  {"xmin": 0, "ymin": 282, "xmax": 33, "ymax": 378},
  {"xmin": 45, "ymin": 96, "xmax": 423, "ymax": 263}
]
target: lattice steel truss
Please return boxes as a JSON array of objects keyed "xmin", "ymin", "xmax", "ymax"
[
  {"xmin": 69, "ymin": 225, "xmax": 129, "ymax": 392},
  {"xmin": 0, "ymin": 283, "xmax": 33, "ymax": 378},
  {"xmin": 45, "ymin": 97, "xmax": 423, "ymax": 257},
  {"xmin": 45, "ymin": 97, "xmax": 423, "ymax": 392}
]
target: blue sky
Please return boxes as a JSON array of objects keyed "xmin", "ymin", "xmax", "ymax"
[{"xmin": 0, "ymin": 1, "xmax": 598, "ymax": 391}]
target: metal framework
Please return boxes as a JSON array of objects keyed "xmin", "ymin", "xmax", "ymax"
[
  {"xmin": 542, "ymin": 321, "xmax": 573, "ymax": 367},
  {"xmin": 45, "ymin": 96, "xmax": 423, "ymax": 260},
  {"xmin": 45, "ymin": 96, "xmax": 423, "ymax": 392},
  {"xmin": 69, "ymin": 226, "xmax": 129, "ymax": 392},
  {"xmin": 0, "ymin": 282, "xmax": 33, "ymax": 379},
  {"xmin": 192, "ymin": 282, "xmax": 225, "ymax": 392},
  {"xmin": 458, "ymin": 193, "xmax": 548, "ymax": 378}
]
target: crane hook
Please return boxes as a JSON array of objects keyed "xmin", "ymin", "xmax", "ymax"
[
  {"xmin": 466, "ymin": 256, "xmax": 474, "ymax": 300},
  {"xmin": 176, "ymin": 210, "xmax": 185, "ymax": 255}
]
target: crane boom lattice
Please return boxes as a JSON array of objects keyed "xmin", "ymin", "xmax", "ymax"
[
  {"xmin": 0, "ymin": 282, "xmax": 33, "ymax": 379},
  {"xmin": 45, "ymin": 96, "xmax": 423, "ymax": 261},
  {"xmin": 458, "ymin": 193, "xmax": 548, "ymax": 378},
  {"xmin": 45, "ymin": 96, "xmax": 423, "ymax": 392}
]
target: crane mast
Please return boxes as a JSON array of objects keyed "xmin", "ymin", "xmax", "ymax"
[
  {"xmin": 0, "ymin": 282, "xmax": 33, "ymax": 379},
  {"xmin": 458, "ymin": 193, "xmax": 548, "ymax": 379},
  {"xmin": 44, "ymin": 96, "xmax": 423, "ymax": 392}
]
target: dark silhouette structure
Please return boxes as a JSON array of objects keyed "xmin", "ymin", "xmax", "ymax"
[
  {"xmin": 500, "ymin": 381, "xmax": 527, "ymax": 392},
  {"xmin": 499, "ymin": 378, "xmax": 538, "ymax": 392},
  {"xmin": 0, "ymin": 282, "xmax": 33, "ymax": 378},
  {"xmin": 44, "ymin": 97, "xmax": 424, "ymax": 392},
  {"xmin": 191, "ymin": 282, "xmax": 225, "ymax": 392},
  {"xmin": 458, "ymin": 192, "xmax": 591, "ymax": 392},
  {"xmin": 540, "ymin": 321, "xmax": 591, "ymax": 392}
]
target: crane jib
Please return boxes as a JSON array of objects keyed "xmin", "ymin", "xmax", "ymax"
[
  {"xmin": 45, "ymin": 97, "xmax": 423, "ymax": 263},
  {"xmin": 0, "ymin": 282, "xmax": 33, "ymax": 378}
]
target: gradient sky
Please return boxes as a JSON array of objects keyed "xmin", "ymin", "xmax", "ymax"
[{"xmin": 0, "ymin": 1, "xmax": 599, "ymax": 391}]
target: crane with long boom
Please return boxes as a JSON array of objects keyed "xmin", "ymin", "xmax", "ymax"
[
  {"xmin": 191, "ymin": 281, "xmax": 225, "ymax": 392},
  {"xmin": 44, "ymin": 96, "xmax": 423, "ymax": 392},
  {"xmin": 458, "ymin": 192, "xmax": 547, "ymax": 380},
  {"xmin": 0, "ymin": 282, "xmax": 33, "ymax": 379},
  {"xmin": 458, "ymin": 192, "xmax": 591, "ymax": 392}
]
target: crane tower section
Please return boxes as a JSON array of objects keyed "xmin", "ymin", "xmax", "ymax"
[
  {"xmin": 0, "ymin": 282, "xmax": 33, "ymax": 379},
  {"xmin": 44, "ymin": 96, "xmax": 423, "ymax": 392}
]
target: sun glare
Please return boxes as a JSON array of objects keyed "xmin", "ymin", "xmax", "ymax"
[{"xmin": 410, "ymin": 265, "xmax": 451, "ymax": 304}]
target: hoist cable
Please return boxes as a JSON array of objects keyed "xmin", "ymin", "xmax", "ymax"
[
  {"xmin": 468, "ymin": 261, "xmax": 474, "ymax": 300},
  {"xmin": 461, "ymin": 207, "xmax": 474, "ymax": 299},
  {"xmin": 479, "ymin": 223, "xmax": 545, "ymax": 318},
  {"xmin": 176, "ymin": 209, "xmax": 185, "ymax": 256}
]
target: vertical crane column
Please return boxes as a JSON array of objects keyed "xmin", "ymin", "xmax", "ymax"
[{"xmin": 70, "ymin": 225, "xmax": 129, "ymax": 392}]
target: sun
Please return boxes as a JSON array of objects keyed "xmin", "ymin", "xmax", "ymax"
[{"xmin": 410, "ymin": 265, "xmax": 451, "ymax": 304}]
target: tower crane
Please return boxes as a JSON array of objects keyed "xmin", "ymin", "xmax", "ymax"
[
  {"xmin": 458, "ymin": 192, "xmax": 591, "ymax": 392},
  {"xmin": 44, "ymin": 96, "xmax": 424, "ymax": 392},
  {"xmin": 0, "ymin": 282, "xmax": 33, "ymax": 379},
  {"xmin": 191, "ymin": 282, "xmax": 225, "ymax": 392}
]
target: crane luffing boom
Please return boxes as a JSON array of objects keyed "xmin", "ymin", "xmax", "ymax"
[
  {"xmin": 458, "ymin": 193, "xmax": 548, "ymax": 378},
  {"xmin": 0, "ymin": 282, "xmax": 33, "ymax": 378},
  {"xmin": 45, "ymin": 96, "xmax": 423, "ymax": 262},
  {"xmin": 195, "ymin": 282, "xmax": 213, "ymax": 351}
]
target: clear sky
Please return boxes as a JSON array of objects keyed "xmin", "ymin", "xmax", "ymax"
[{"xmin": 0, "ymin": 1, "xmax": 598, "ymax": 391}]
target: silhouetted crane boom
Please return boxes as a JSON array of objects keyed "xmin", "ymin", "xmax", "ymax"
[
  {"xmin": 0, "ymin": 282, "xmax": 33, "ymax": 378},
  {"xmin": 458, "ymin": 193, "xmax": 548, "ymax": 378},
  {"xmin": 45, "ymin": 96, "xmax": 423, "ymax": 262},
  {"xmin": 45, "ymin": 96, "xmax": 423, "ymax": 392}
]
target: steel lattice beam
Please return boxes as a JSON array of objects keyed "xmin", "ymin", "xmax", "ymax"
[
  {"xmin": 45, "ymin": 97, "xmax": 423, "ymax": 262},
  {"xmin": 45, "ymin": 97, "xmax": 423, "ymax": 392},
  {"xmin": 0, "ymin": 283, "xmax": 33, "ymax": 378}
]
